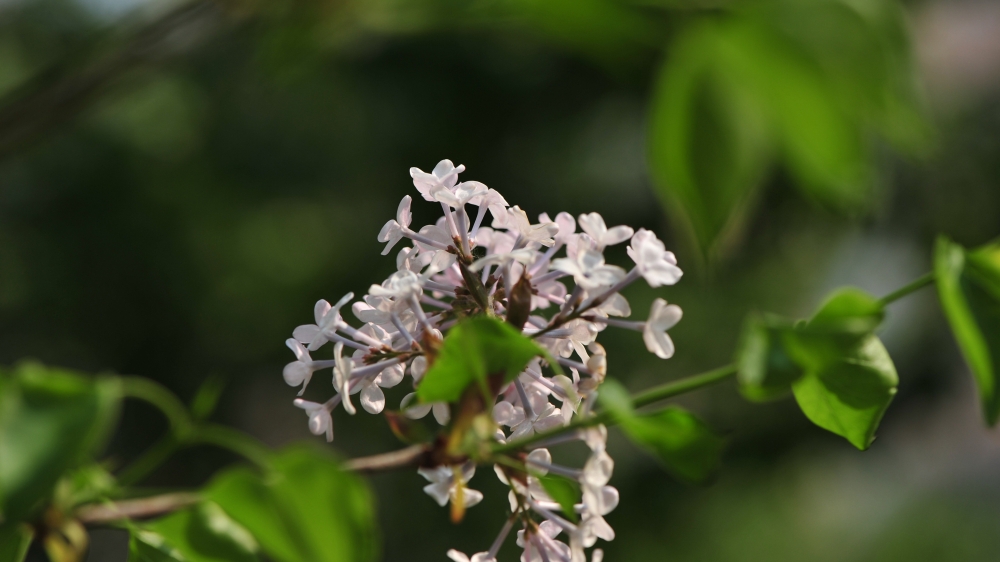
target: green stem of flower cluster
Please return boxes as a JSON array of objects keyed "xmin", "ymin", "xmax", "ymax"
[{"xmin": 490, "ymin": 364, "xmax": 737, "ymax": 455}]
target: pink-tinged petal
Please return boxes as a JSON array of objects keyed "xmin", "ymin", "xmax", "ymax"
[
  {"xmin": 285, "ymin": 338, "xmax": 308, "ymax": 360},
  {"xmin": 360, "ymin": 384, "xmax": 385, "ymax": 414},
  {"xmin": 422, "ymin": 482, "xmax": 452, "ymax": 507},
  {"xmin": 378, "ymin": 364, "xmax": 405, "ymax": 388},
  {"xmin": 492, "ymin": 401, "xmax": 525, "ymax": 426},
  {"xmin": 461, "ymin": 487, "xmax": 484, "ymax": 508},
  {"xmin": 432, "ymin": 403, "xmax": 451, "ymax": 425},
  {"xmin": 282, "ymin": 361, "xmax": 310, "ymax": 389},
  {"xmin": 642, "ymin": 325, "xmax": 675, "ymax": 359},
  {"xmin": 292, "ymin": 324, "xmax": 320, "ymax": 344},
  {"xmin": 313, "ymin": 300, "xmax": 332, "ymax": 324}
]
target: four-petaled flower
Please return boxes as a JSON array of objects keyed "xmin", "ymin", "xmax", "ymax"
[
  {"xmin": 418, "ymin": 462, "xmax": 484, "ymax": 509},
  {"xmin": 378, "ymin": 195, "xmax": 413, "ymax": 255},
  {"xmin": 578, "ymin": 212, "xmax": 634, "ymax": 250},
  {"xmin": 642, "ymin": 298, "xmax": 682, "ymax": 359},
  {"xmin": 627, "ymin": 229, "xmax": 683, "ymax": 287},
  {"xmin": 293, "ymin": 398, "xmax": 333, "ymax": 442}
]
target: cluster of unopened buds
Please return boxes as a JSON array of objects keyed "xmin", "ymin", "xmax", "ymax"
[{"xmin": 282, "ymin": 160, "xmax": 683, "ymax": 562}]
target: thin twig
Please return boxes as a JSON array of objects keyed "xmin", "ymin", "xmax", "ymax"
[
  {"xmin": 343, "ymin": 444, "xmax": 429, "ymax": 473},
  {"xmin": 76, "ymin": 492, "xmax": 200, "ymax": 524}
]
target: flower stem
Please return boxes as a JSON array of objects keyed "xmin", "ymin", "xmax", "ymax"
[
  {"xmin": 490, "ymin": 363, "xmax": 736, "ymax": 454},
  {"xmin": 878, "ymin": 272, "xmax": 935, "ymax": 305}
]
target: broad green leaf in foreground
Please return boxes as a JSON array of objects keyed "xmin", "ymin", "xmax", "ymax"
[
  {"xmin": 418, "ymin": 316, "xmax": 549, "ymax": 403},
  {"xmin": 0, "ymin": 362, "xmax": 121, "ymax": 524},
  {"xmin": 145, "ymin": 501, "xmax": 260, "ymax": 562},
  {"xmin": 206, "ymin": 446, "xmax": 377, "ymax": 562},
  {"xmin": 935, "ymin": 236, "xmax": 1000, "ymax": 425},
  {"xmin": 791, "ymin": 334, "xmax": 898, "ymax": 450},
  {"xmin": 599, "ymin": 380, "xmax": 724, "ymax": 483}
]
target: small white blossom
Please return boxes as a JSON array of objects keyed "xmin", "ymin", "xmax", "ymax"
[
  {"xmin": 401, "ymin": 392, "xmax": 451, "ymax": 425},
  {"xmin": 419, "ymin": 462, "xmax": 483, "ymax": 509},
  {"xmin": 578, "ymin": 213, "xmax": 634, "ymax": 250},
  {"xmin": 377, "ymin": 195, "xmax": 413, "ymax": 255},
  {"xmin": 643, "ymin": 298, "xmax": 682, "ymax": 359},
  {"xmin": 293, "ymin": 399, "xmax": 333, "ymax": 442},
  {"xmin": 411, "ymin": 159, "xmax": 465, "ymax": 201},
  {"xmin": 292, "ymin": 293, "xmax": 355, "ymax": 351},
  {"xmin": 627, "ymin": 228, "xmax": 683, "ymax": 287},
  {"xmin": 551, "ymin": 250, "xmax": 625, "ymax": 290},
  {"xmin": 282, "ymin": 339, "xmax": 322, "ymax": 395},
  {"xmin": 447, "ymin": 550, "xmax": 495, "ymax": 562},
  {"xmin": 332, "ymin": 342, "xmax": 356, "ymax": 415}
]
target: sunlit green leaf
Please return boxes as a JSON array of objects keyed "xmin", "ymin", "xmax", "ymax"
[
  {"xmin": 791, "ymin": 334, "xmax": 898, "ymax": 450},
  {"xmin": 418, "ymin": 316, "xmax": 548, "ymax": 404},
  {"xmin": 0, "ymin": 524, "xmax": 32, "ymax": 562},
  {"xmin": 129, "ymin": 529, "xmax": 187, "ymax": 562},
  {"xmin": 205, "ymin": 446, "xmax": 377, "ymax": 562},
  {"xmin": 145, "ymin": 501, "xmax": 259, "ymax": 562},
  {"xmin": 537, "ymin": 475, "xmax": 580, "ymax": 523},
  {"xmin": 935, "ymin": 236, "xmax": 1000, "ymax": 425},
  {"xmin": 0, "ymin": 362, "xmax": 121, "ymax": 524}
]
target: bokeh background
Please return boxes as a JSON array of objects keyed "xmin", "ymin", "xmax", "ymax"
[{"xmin": 2, "ymin": 0, "xmax": 1000, "ymax": 560}]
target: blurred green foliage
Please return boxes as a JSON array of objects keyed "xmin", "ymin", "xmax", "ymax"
[{"xmin": 0, "ymin": 0, "xmax": 997, "ymax": 559}]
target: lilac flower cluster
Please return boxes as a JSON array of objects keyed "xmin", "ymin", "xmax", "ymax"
[{"xmin": 283, "ymin": 160, "xmax": 683, "ymax": 562}]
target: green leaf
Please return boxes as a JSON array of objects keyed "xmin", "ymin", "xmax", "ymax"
[
  {"xmin": 0, "ymin": 362, "xmax": 121, "ymax": 524},
  {"xmin": 536, "ymin": 475, "xmax": 580, "ymax": 523},
  {"xmin": 735, "ymin": 315, "xmax": 802, "ymax": 401},
  {"xmin": 0, "ymin": 524, "xmax": 32, "ymax": 562},
  {"xmin": 807, "ymin": 287, "xmax": 885, "ymax": 335},
  {"xmin": 935, "ymin": 236, "xmax": 1000, "ymax": 425},
  {"xmin": 648, "ymin": 19, "xmax": 772, "ymax": 260},
  {"xmin": 145, "ymin": 502, "xmax": 260, "ymax": 562},
  {"xmin": 130, "ymin": 529, "xmax": 187, "ymax": 562},
  {"xmin": 417, "ymin": 316, "xmax": 549, "ymax": 404},
  {"xmin": 205, "ymin": 446, "xmax": 378, "ymax": 562},
  {"xmin": 791, "ymin": 334, "xmax": 898, "ymax": 450},
  {"xmin": 621, "ymin": 408, "xmax": 726, "ymax": 484},
  {"xmin": 598, "ymin": 380, "xmax": 724, "ymax": 483}
]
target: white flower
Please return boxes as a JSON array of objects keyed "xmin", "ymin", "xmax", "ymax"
[
  {"xmin": 292, "ymin": 293, "xmax": 355, "ymax": 351},
  {"xmin": 293, "ymin": 399, "xmax": 333, "ymax": 442},
  {"xmin": 539, "ymin": 212, "xmax": 577, "ymax": 246},
  {"xmin": 351, "ymin": 355, "xmax": 405, "ymax": 414},
  {"xmin": 333, "ymin": 342, "xmax": 356, "ymax": 415},
  {"xmin": 377, "ymin": 195, "xmax": 413, "ymax": 255},
  {"xmin": 470, "ymin": 189, "xmax": 509, "ymax": 224},
  {"xmin": 369, "ymin": 270, "xmax": 424, "ymax": 300},
  {"xmin": 401, "ymin": 392, "xmax": 451, "ymax": 425},
  {"xmin": 282, "ymin": 339, "xmax": 323, "ymax": 395},
  {"xmin": 578, "ymin": 213, "xmax": 633, "ymax": 250},
  {"xmin": 627, "ymin": 229, "xmax": 683, "ymax": 287},
  {"xmin": 418, "ymin": 462, "xmax": 483, "ymax": 508},
  {"xmin": 501, "ymin": 206, "xmax": 559, "ymax": 247},
  {"xmin": 642, "ymin": 298, "xmax": 682, "ymax": 359},
  {"xmin": 552, "ymin": 250, "xmax": 625, "ymax": 291},
  {"xmin": 411, "ymin": 159, "xmax": 465, "ymax": 201},
  {"xmin": 468, "ymin": 248, "xmax": 537, "ymax": 272},
  {"xmin": 436, "ymin": 181, "xmax": 489, "ymax": 208},
  {"xmin": 517, "ymin": 521, "xmax": 570, "ymax": 562},
  {"xmin": 447, "ymin": 550, "xmax": 495, "ymax": 562}
]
